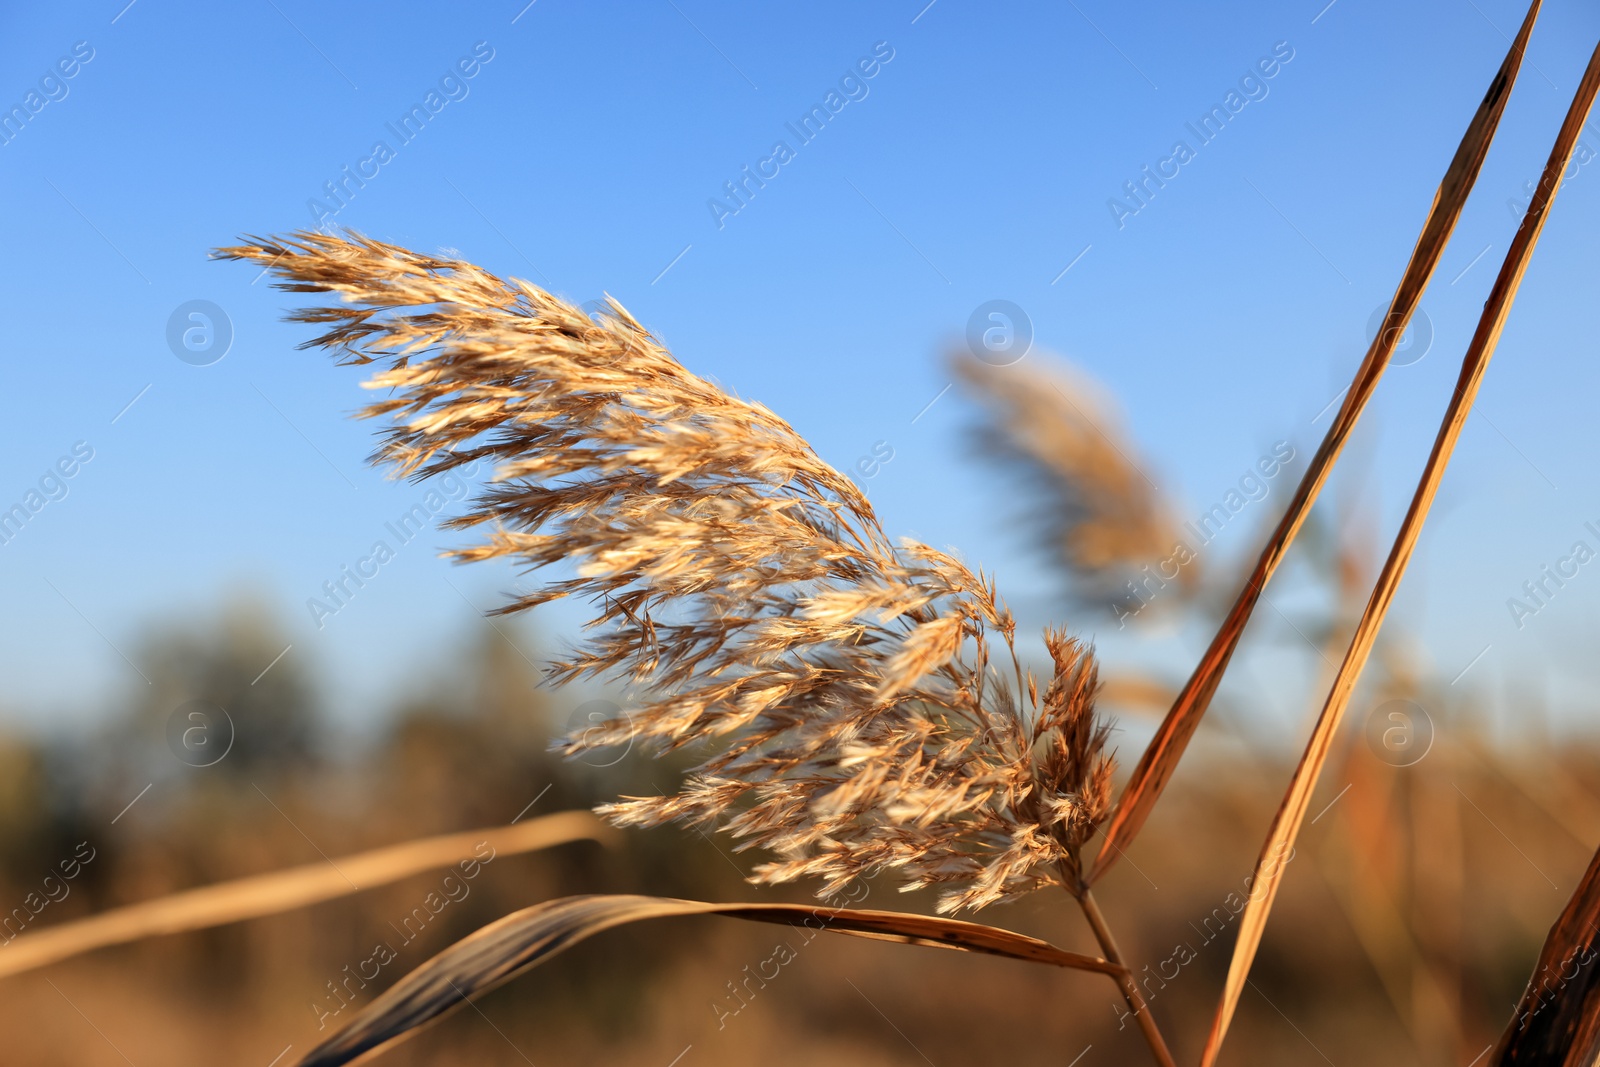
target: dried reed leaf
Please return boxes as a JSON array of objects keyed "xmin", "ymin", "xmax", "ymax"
[
  {"xmin": 1200, "ymin": 34, "xmax": 1600, "ymax": 1066},
  {"xmin": 0, "ymin": 812, "xmax": 609, "ymax": 981},
  {"xmin": 295, "ymin": 893, "xmax": 1120, "ymax": 1067},
  {"xmin": 1090, "ymin": 0, "xmax": 1544, "ymax": 885},
  {"xmin": 1489, "ymin": 842, "xmax": 1600, "ymax": 1064},
  {"xmin": 953, "ymin": 353, "xmax": 1194, "ymax": 610},
  {"xmin": 218, "ymin": 233, "xmax": 1118, "ymax": 915}
]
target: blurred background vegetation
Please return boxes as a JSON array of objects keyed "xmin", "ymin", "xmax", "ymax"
[{"xmin": 0, "ymin": 353, "xmax": 1593, "ymax": 1067}]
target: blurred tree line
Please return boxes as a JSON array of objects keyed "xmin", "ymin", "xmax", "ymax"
[{"xmin": 0, "ymin": 600, "xmax": 753, "ymax": 1063}]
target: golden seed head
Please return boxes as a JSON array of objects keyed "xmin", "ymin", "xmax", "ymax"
[{"xmin": 219, "ymin": 231, "xmax": 1117, "ymax": 913}]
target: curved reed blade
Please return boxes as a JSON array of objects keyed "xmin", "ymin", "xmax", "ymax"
[
  {"xmin": 296, "ymin": 894, "xmax": 1121, "ymax": 1067},
  {"xmin": 1089, "ymin": 0, "xmax": 1544, "ymax": 887},
  {"xmin": 1200, "ymin": 36, "xmax": 1600, "ymax": 1067},
  {"xmin": 0, "ymin": 812, "xmax": 609, "ymax": 981},
  {"xmin": 1489, "ymin": 841, "xmax": 1600, "ymax": 1064}
]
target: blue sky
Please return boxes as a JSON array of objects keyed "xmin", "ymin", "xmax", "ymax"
[{"xmin": 3, "ymin": 0, "xmax": 1599, "ymax": 741}]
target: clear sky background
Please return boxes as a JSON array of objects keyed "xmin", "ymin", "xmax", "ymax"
[{"xmin": 3, "ymin": 0, "xmax": 1599, "ymax": 744}]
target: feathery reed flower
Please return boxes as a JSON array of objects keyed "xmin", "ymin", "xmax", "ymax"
[{"xmin": 218, "ymin": 231, "xmax": 1115, "ymax": 912}]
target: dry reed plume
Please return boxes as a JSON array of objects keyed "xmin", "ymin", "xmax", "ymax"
[{"xmin": 215, "ymin": 231, "xmax": 1116, "ymax": 917}]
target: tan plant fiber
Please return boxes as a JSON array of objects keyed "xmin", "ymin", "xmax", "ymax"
[
  {"xmin": 217, "ymin": 232, "xmax": 1115, "ymax": 917},
  {"xmin": 0, "ymin": 813, "xmax": 609, "ymax": 980}
]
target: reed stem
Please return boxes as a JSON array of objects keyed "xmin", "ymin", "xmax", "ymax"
[{"xmin": 1076, "ymin": 884, "xmax": 1176, "ymax": 1067}]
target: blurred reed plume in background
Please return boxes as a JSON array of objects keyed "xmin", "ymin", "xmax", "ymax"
[{"xmin": 951, "ymin": 352, "xmax": 1202, "ymax": 616}]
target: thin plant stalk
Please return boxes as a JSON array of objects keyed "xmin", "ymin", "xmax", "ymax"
[
  {"xmin": 1074, "ymin": 881, "xmax": 1177, "ymax": 1067},
  {"xmin": 0, "ymin": 813, "xmax": 609, "ymax": 980},
  {"xmin": 1089, "ymin": 0, "xmax": 1543, "ymax": 886},
  {"xmin": 1200, "ymin": 33, "xmax": 1600, "ymax": 1067}
]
